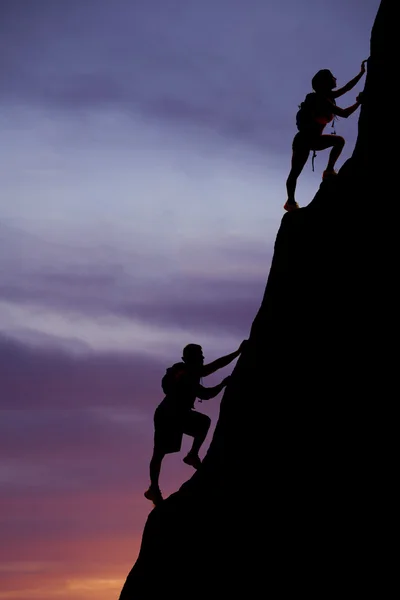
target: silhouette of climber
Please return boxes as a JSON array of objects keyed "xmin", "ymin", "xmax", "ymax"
[
  {"xmin": 144, "ymin": 340, "xmax": 247, "ymax": 505},
  {"xmin": 284, "ymin": 60, "xmax": 367, "ymax": 212}
]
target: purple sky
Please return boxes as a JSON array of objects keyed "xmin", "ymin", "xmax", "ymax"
[{"xmin": 0, "ymin": 1, "xmax": 379, "ymax": 598}]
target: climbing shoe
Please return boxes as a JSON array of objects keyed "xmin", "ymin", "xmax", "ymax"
[
  {"xmin": 283, "ymin": 200, "xmax": 300, "ymax": 212},
  {"xmin": 183, "ymin": 453, "xmax": 202, "ymax": 469},
  {"xmin": 322, "ymin": 169, "xmax": 338, "ymax": 179},
  {"xmin": 144, "ymin": 486, "xmax": 163, "ymax": 506}
]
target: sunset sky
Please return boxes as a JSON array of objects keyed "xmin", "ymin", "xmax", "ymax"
[{"xmin": 0, "ymin": 1, "xmax": 379, "ymax": 598}]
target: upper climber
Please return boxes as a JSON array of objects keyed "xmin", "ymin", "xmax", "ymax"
[{"xmin": 284, "ymin": 59, "xmax": 367, "ymax": 212}]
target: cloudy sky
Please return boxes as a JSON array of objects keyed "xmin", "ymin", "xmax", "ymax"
[{"xmin": 0, "ymin": 1, "xmax": 379, "ymax": 598}]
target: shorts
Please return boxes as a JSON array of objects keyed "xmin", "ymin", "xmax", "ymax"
[
  {"xmin": 292, "ymin": 128, "xmax": 323, "ymax": 151},
  {"xmin": 153, "ymin": 404, "xmax": 211, "ymax": 454}
]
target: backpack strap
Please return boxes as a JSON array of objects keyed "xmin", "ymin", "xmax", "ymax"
[{"xmin": 311, "ymin": 150, "xmax": 317, "ymax": 172}]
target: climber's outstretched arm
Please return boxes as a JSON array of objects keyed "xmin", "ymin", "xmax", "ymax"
[
  {"xmin": 202, "ymin": 340, "xmax": 247, "ymax": 377},
  {"xmin": 329, "ymin": 98, "xmax": 362, "ymax": 119},
  {"xmin": 332, "ymin": 60, "xmax": 367, "ymax": 98}
]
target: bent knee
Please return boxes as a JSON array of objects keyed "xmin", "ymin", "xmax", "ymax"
[{"xmin": 334, "ymin": 135, "xmax": 345, "ymax": 146}]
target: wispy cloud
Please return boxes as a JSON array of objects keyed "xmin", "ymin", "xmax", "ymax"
[{"xmin": 0, "ymin": 0, "xmax": 377, "ymax": 152}]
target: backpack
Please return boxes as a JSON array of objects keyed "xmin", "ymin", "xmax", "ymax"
[
  {"xmin": 295, "ymin": 92, "xmax": 337, "ymax": 171},
  {"xmin": 161, "ymin": 363, "xmax": 187, "ymax": 395},
  {"xmin": 295, "ymin": 92, "xmax": 318, "ymax": 132}
]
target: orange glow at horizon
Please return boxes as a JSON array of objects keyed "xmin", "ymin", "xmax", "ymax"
[
  {"xmin": 0, "ymin": 577, "xmax": 123, "ymax": 600},
  {"xmin": 0, "ymin": 534, "xmax": 141, "ymax": 600}
]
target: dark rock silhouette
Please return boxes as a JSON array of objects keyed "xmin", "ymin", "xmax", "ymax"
[{"xmin": 119, "ymin": 2, "xmax": 393, "ymax": 597}]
